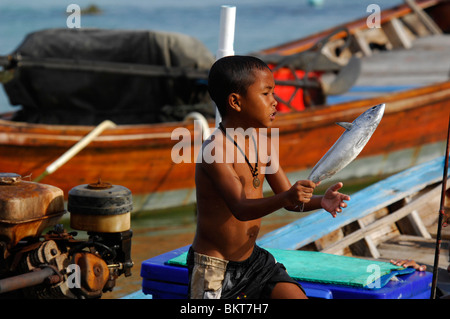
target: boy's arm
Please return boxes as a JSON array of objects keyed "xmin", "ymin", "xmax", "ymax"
[
  {"xmin": 266, "ymin": 152, "xmax": 350, "ymax": 217},
  {"xmin": 265, "ymin": 163, "xmax": 321, "ymax": 211},
  {"xmin": 200, "ymin": 158, "xmax": 311, "ymax": 221}
]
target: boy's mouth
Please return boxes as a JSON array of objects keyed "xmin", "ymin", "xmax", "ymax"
[{"xmin": 270, "ymin": 111, "xmax": 277, "ymax": 121}]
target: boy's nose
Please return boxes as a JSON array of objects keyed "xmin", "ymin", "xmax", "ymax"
[{"xmin": 272, "ymin": 96, "xmax": 278, "ymax": 108}]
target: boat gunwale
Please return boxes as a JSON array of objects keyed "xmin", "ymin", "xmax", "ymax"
[{"xmin": 1, "ymin": 80, "xmax": 449, "ymax": 146}]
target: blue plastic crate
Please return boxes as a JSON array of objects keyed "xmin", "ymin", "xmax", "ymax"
[{"xmin": 140, "ymin": 245, "xmax": 432, "ymax": 299}]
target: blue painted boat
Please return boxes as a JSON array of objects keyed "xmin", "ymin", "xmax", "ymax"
[{"xmin": 257, "ymin": 155, "xmax": 449, "ymax": 254}]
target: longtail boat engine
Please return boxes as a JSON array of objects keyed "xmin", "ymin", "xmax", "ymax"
[{"xmin": 0, "ymin": 173, "xmax": 133, "ymax": 299}]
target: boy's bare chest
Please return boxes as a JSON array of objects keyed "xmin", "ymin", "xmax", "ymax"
[{"xmin": 232, "ymin": 161, "xmax": 265, "ymax": 194}]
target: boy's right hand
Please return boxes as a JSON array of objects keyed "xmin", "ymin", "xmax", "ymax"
[{"xmin": 288, "ymin": 180, "xmax": 317, "ymax": 206}]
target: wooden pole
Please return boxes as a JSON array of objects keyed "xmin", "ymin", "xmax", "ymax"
[{"xmin": 430, "ymin": 114, "xmax": 450, "ymax": 299}]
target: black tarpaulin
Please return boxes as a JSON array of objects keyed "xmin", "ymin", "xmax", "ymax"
[{"xmin": 3, "ymin": 28, "xmax": 215, "ymax": 125}]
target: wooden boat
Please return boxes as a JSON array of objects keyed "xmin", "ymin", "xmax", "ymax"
[
  {"xmin": 258, "ymin": 155, "xmax": 449, "ymax": 256},
  {"xmin": 1, "ymin": 0, "xmax": 449, "ymax": 212}
]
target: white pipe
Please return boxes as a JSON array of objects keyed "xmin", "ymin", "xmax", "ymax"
[
  {"xmin": 33, "ymin": 120, "xmax": 117, "ymax": 182},
  {"xmin": 46, "ymin": 120, "xmax": 117, "ymax": 174},
  {"xmin": 216, "ymin": 5, "xmax": 236, "ymax": 60},
  {"xmin": 184, "ymin": 112, "xmax": 211, "ymax": 140},
  {"xmin": 215, "ymin": 5, "xmax": 236, "ymax": 127}
]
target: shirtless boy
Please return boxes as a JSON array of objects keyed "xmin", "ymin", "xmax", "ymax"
[{"xmin": 188, "ymin": 55, "xmax": 350, "ymax": 299}]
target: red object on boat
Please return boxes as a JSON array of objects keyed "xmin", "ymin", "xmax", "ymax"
[{"xmin": 270, "ymin": 64, "xmax": 323, "ymax": 112}]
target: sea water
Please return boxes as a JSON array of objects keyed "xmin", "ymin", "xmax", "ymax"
[{"xmin": 0, "ymin": 0, "xmax": 402, "ymax": 113}]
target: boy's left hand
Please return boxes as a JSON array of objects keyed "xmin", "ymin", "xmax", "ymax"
[
  {"xmin": 321, "ymin": 182, "xmax": 350, "ymax": 218},
  {"xmin": 390, "ymin": 259, "xmax": 426, "ymax": 272}
]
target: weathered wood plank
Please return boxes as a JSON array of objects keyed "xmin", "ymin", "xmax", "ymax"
[
  {"xmin": 377, "ymin": 234, "xmax": 449, "ymax": 267},
  {"xmin": 357, "ymin": 218, "xmax": 380, "ymax": 258},
  {"xmin": 352, "ymin": 35, "xmax": 450, "ymax": 87},
  {"xmin": 352, "ymin": 30, "xmax": 372, "ymax": 57},
  {"xmin": 404, "ymin": 0, "xmax": 443, "ymax": 35},
  {"xmin": 401, "ymin": 12, "xmax": 431, "ymax": 36},
  {"xmin": 313, "ymin": 229, "xmax": 350, "ymax": 256},
  {"xmin": 383, "ymin": 17, "xmax": 413, "ymax": 49},
  {"xmin": 321, "ymin": 183, "xmax": 443, "ymax": 254}
]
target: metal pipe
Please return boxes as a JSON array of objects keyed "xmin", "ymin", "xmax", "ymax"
[
  {"xmin": 184, "ymin": 112, "xmax": 211, "ymax": 140},
  {"xmin": 430, "ymin": 114, "xmax": 450, "ymax": 299},
  {"xmin": 0, "ymin": 267, "xmax": 56, "ymax": 294}
]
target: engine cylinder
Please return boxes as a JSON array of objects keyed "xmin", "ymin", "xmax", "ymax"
[{"xmin": 68, "ymin": 181, "xmax": 132, "ymax": 233}]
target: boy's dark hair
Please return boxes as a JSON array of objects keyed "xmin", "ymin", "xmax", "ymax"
[{"xmin": 208, "ymin": 55, "xmax": 271, "ymax": 118}]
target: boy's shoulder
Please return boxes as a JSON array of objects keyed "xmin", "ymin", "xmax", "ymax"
[{"xmin": 198, "ymin": 129, "xmax": 227, "ymax": 165}]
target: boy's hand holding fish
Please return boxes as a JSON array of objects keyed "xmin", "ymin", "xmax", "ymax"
[
  {"xmin": 286, "ymin": 180, "xmax": 317, "ymax": 205},
  {"xmin": 286, "ymin": 180, "xmax": 350, "ymax": 218}
]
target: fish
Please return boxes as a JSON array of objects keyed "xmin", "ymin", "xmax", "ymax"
[{"xmin": 308, "ymin": 103, "xmax": 385, "ymax": 183}]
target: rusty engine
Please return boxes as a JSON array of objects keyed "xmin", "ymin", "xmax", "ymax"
[{"xmin": 0, "ymin": 173, "xmax": 133, "ymax": 299}]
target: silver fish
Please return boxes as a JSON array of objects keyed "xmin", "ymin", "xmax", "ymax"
[{"xmin": 308, "ymin": 103, "xmax": 385, "ymax": 183}]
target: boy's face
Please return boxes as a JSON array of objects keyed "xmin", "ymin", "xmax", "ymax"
[{"xmin": 237, "ymin": 68, "xmax": 278, "ymax": 128}]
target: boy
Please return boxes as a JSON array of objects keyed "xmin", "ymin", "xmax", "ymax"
[{"xmin": 188, "ymin": 55, "xmax": 350, "ymax": 299}]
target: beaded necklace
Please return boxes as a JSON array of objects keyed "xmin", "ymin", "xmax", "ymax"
[{"xmin": 219, "ymin": 123, "xmax": 260, "ymax": 188}]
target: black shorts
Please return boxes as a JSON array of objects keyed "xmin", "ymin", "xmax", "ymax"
[{"xmin": 187, "ymin": 245, "xmax": 304, "ymax": 299}]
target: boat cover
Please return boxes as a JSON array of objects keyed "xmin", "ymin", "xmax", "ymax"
[{"xmin": 3, "ymin": 28, "xmax": 215, "ymax": 125}]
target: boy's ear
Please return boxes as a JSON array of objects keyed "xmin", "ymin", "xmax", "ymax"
[{"xmin": 228, "ymin": 93, "xmax": 241, "ymax": 112}]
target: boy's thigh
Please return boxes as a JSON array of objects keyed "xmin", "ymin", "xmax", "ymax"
[{"xmin": 270, "ymin": 282, "xmax": 308, "ymax": 299}]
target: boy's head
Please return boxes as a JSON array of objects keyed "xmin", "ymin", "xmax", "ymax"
[{"xmin": 208, "ymin": 55, "xmax": 271, "ymax": 118}]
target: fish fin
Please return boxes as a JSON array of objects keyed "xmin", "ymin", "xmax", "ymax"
[{"xmin": 336, "ymin": 122, "xmax": 353, "ymax": 131}]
